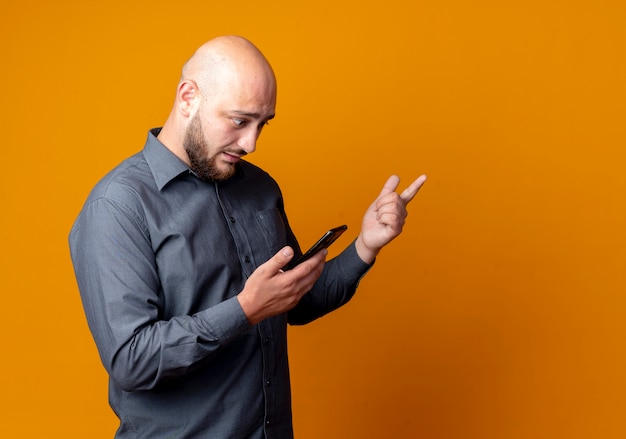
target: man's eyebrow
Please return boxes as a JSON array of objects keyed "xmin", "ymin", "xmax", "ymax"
[{"xmin": 231, "ymin": 110, "xmax": 275, "ymax": 120}]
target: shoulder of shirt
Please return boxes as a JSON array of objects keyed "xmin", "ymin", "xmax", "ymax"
[{"xmin": 84, "ymin": 151, "xmax": 154, "ymax": 206}]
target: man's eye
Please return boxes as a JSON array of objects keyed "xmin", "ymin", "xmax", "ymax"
[{"xmin": 233, "ymin": 118, "xmax": 246, "ymax": 127}]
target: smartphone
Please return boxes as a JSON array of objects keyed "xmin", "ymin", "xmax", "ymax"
[{"xmin": 293, "ymin": 225, "xmax": 348, "ymax": 266}]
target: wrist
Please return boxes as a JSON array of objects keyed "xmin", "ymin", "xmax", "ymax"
[
  {"xmin": 236, "ymin": 290, "xmax": 263, "ymax": 326},
  {"xmin": 355, "ymin": 235, "xmax": 379, "ymax": 264}
]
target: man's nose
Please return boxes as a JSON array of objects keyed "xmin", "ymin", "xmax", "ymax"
[{"xmin": 237, "ymin": 129, "xmax": 258, "ymax": 154}]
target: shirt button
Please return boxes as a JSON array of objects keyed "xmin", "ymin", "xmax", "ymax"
[
  {"xmin": 264, "ymin": 338, "xmax": 270, "ymax": 344},
  {"xmin": 244, "ymin": 256, "xmax": 251, "ymax": 263},
  {"xmin": 266, "ymin": 380, "xmax": 271, "ymax": 386},
  {"xmin": 229, "ymin": 216, "xmax": 236, "ymax": 223}
]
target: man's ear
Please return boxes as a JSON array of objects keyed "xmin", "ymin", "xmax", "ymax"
[{"xmin": 177, "ymin": 80, "xmax": 200, "ymax": 118}]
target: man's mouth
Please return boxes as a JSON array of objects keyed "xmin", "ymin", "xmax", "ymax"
[
  {"xmin": 222, "ymin": 150, "xmax": 247, "ymax": 163},
  {"xmin": 222, "ymin": 152, "xmax": 241, "ymax": 163}
]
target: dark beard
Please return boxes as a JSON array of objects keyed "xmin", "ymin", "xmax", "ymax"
[{"xmin": 183, "ymin": 114, "xmax": 236, "ymax": 182}]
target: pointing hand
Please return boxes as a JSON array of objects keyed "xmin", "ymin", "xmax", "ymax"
[{"xmin": 355, "ymin": 174, "xmax": 427, "ymax": 263}]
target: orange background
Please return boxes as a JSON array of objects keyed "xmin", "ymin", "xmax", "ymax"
[{"xmin": 2, "ymin": 1, "xmax": 625, "ymax": 437}]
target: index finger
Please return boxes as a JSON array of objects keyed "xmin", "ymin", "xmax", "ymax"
[{"xmin": 400, "ymin": 174, "xmax": 427, "ymax": 204}]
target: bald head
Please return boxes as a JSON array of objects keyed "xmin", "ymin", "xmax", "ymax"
[
  {"xmin": 157, "ymin": 36, "xmax": 277, "ymax": 175},
  {"xmin": 180, "ymin": 36, "xmax": 276, "ymax": 100}
]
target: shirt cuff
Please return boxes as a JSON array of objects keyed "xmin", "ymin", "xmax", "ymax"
[
  {"xmin": 195, "ymin": 296, "xmax": 251, "ymax": 342},
  {"xmin": 335, "ymin": 239, "xmax": 375, "ymax": 282}
]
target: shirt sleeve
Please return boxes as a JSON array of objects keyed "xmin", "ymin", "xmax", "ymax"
[
  {"xmin": 69, "ymin": 196, "xmax": 251, "ymax": 392},
  {"xmin": 287, "ymin": 240, "xmax": 374, "ymax": 325}
]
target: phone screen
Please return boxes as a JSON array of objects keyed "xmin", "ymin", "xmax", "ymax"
[{"xmin": 293, "ymin": 225, "xmax": 348, "ymax": 266}]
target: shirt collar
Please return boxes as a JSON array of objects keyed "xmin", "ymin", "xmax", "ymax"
[
  {"xmin": 143, "ymin": 128, "xmax": 192, "ymax": 191},
  {"xmin": 143, "ymin": 127, "xmax": 247, "ymax": 190}
]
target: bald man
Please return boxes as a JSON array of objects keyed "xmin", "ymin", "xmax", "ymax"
[{"xmin": 70, "ymin": 36, "xmax": 426, "ymax": 438}]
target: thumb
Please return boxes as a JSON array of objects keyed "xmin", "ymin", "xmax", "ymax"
[
  {"xmin": 377, "ymin": 175, "xmax": 401, "ymax": 199},
  {"xmin": 270, "ymin": 246, "xmax": 294, "ymax": 270}
]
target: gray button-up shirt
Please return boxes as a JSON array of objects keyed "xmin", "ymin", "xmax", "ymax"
[{"xmin": 69, "ymin": 129, "xmax": 371, "ymax": 438}]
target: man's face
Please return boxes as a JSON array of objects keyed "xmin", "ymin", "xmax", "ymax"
[
  {"xmin": 183, "ymin": 72, "xmax": 276, "ymax": 182},
  {"xmin": 183, "ymin": 110, "xmax": 241, "ymax": 182}
]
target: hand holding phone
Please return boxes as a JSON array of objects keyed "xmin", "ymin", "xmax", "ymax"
[{"xmin": 293, "ymin": 225, "xmax": 347, "ymax": 266}]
